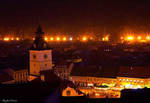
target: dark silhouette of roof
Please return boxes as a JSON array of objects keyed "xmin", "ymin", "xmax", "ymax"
[
  {"xmin": 31, "ymin": 70, "xmax": 61, "ymax": 83},
  {"xmin": 0, "ymin": 73, "xmax": 13, "ymax": 83},
  {"xmin": 71, "ymin": 63, "xmax": 119, "ymax": 78},
  {"xmin": 30, "ymin": 25, "xmax": 51, "ymax": 50},
  {"xmin": 71, "ymin": 63, "xmax": 150, "ymax": 78},
  {"xmin": 0, "ymin": 83, "xmax": 60, "ymax": 103},
  {"xmin": 121, "ymin": 88, "xmax": 150, "ymax": 103},
  {"xmin": 0, "ymin": 55, "xmax": 28, "ymax": 71},
  {"xmin": 118, "ymin": 66, "xmax": 150, "ymax": 78}
]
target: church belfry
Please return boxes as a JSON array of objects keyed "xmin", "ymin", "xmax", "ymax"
[{"xmin": 29, "ymin": 26, "xmax": 52, "ymax": 76}]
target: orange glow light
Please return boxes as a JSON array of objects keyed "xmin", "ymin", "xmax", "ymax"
[
  {"xmin": 50, "ymin": 37, "xmax": 54, "ymax": 41},
  {"xmin": 146, "ymin": 36, "xmax": 150, "ymax": 40},
  {"xmin": 121, "ymin": 37, "xmax": 124, "ymax": 40},
  {"xmin": 4, "ymin": 37, "xmax": 9, "ymax": 41},
  {"xmin": 102, "ymin": 38, "xmax": 105, "ymax": 41},
  {"xmin": 90, "ymin": 37, "xmax": 93, "ymax": 40},
  {"xmin": 44, "ymin": 37, "xmax": 48, "ymax": 41},
  {"xmin": 82, "ymin": 37, "xmax": 87, "ymax": 41},
  {"xmin": 127, "ymin": 36, "xmax": 134, "ymax": 41},
  {"xmin": 105, "ymin": 36, "xmax": 109, "ymax": 41},
  {"xmin": 16, "ymin": 37, "xmax": 19, "ymax": 41},
  {"xmin": 11, "ymin": 38, "xmax": 14, "ymax": 40},
  {"xmin": 56, "ymin": 37, "xmax": 60, "ymax": 41},
  {"xmin": 137, "ymin": 36, "xmax": 142, "ymax": 40},
  {"xmin": 33, "ymin": 38, "xmax": 35, "ymax": 40},
  {"xmin": 63, "ymin": 37, "xmax": 67, "ymax": 41},
  {"xmin": 102, "ymin": 36, "xmax": 109, "ymax": 41}
]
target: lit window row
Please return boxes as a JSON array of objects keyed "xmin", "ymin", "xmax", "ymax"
[{"xmin": 119, "ymin": 79, "xmax": 144, "ymax": 83}]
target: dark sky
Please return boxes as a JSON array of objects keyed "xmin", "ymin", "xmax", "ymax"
[{"xmin": 0, "ymin": 0, "xmax": 150, "ymax": 36}]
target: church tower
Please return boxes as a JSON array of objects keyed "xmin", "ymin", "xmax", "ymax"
[{"xmin": 29, "ymin": 26, "xmax": 52, "ymax": 76}]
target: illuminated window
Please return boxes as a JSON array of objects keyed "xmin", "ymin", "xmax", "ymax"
[{"xmin": 123, "ymin": 79, "xmax": 125, "ymax": 81}]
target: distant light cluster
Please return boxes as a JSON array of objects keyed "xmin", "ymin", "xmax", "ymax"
[
  {"xmin": 121, "ymin": 35, "xmax": 150, "ymax": 43},
  {"xmin": 43, "ymin": 36, "xmax": 109, "ymax": 42},
  {"xmin": 2, "ymin": 35, "xmax": 150, "ymax": 43},
  {"xmin": 2, "ymin": 37, "xmax": 21, "ymax": 41},
  {"xmin": 1, "ymin": 36, "xmax": 109, "ymax": 42}
]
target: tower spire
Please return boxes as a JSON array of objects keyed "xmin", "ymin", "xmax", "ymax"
[
  {"xmin": 30, "ymin": 25, "xmax": 50, "ymax": 50},
  {"xmin": 35, "ymin": 25, "xmax": 44, "ymax": 39},
  {"xmin": 36, "ymin": 25, "xmax": 44, "ymax": 34}
]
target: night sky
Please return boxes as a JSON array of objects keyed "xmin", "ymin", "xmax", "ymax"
[{"xmin": 0, "ymin": 0, "xmax": 150, "ymax": 37}]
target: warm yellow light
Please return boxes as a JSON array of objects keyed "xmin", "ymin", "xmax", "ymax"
[
  {"xmin": 146, "ymin": 36, "xmax": 150, "ymax": 40},
  {"xmin": 102, "ymin": 38, "xmax": 105, "ymax": 41},
  {"xmin": 82, "ymin": 37, "xmax": 87, "ymax": 41},
  {"xmin": 16, "ymin": 37, "xmax": 19, "ymax": 41},
  {"xmin": 56, "ymin": 37, "xmax": 60, "ymax": 41},
  {"xmin": 141, "ymin": 40, "xmax": 146, "ymax": 43},
  {"xmin": 105, "ymin": 36, "xmax": 109, "ymax": 41},
  {"xmin": 50, "ymin": 37, "xmax": 54, "ymax": 41},
  {"xmin": 137, "ymin": 36, "xmax": 142, "ymax": 40},
  {"xmin": 44, "ymin": 37, "xmax": 48, "ymax": 41},
  {"xmin": 63, "ymin": 37, "xmax": 67, "ymax": 41},
  {"xmin": 120, "ymin": 37, "xmax": 124, "ymax": 40},
  {"xmin": 102, "ymin": 36, "xmax": 109, "ymax": 41},
  {"xmin": 4, "ymin": 37, "xmax": 9, "ymax": 41},
  {"xmin": 95, "ymin": 93, "xmax": 100, "ymax": 96},
  {"xmin": 127, "ymin": 36, "xmax": 134, "ymax": 41}
]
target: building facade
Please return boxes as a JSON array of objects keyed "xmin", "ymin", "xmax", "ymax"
[
  {"xmin": 70, "ymin": 65, "xmax": 150, "ymax": 98},
  {"xmin": 29, "ymin": 26, "xmax": 52, "ymax": 76}
]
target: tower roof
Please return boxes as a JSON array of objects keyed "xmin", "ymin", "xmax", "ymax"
[{"xmin": 30, "ymin": 26, "xmax": 51, "ymax": 50}]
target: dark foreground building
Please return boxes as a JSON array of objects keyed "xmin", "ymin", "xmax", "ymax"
[{"xmin": 121, "ymin": 88, "xmax": 150, "ymax": 103}]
